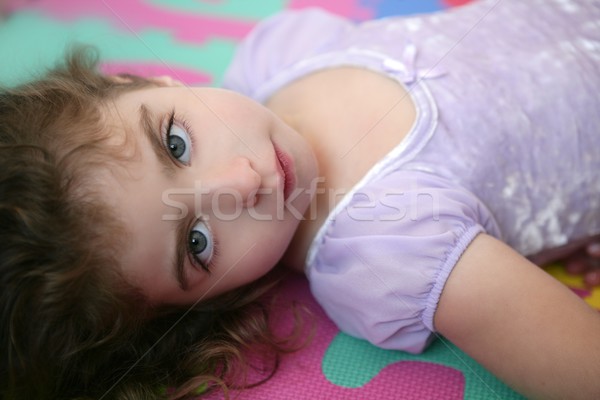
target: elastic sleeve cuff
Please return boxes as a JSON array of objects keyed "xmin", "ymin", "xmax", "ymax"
[{"xmin": 422, "ymin": 224, "xmax": 485, "ymax": 332}]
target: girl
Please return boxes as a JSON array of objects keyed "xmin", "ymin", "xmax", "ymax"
[
  {"xmin": 0, "ymin": 52, "xmax": 306, "ymax": 399},
  {"xmin": 2, "ymin": 0, "xmax": 600, "ymax": 398}
]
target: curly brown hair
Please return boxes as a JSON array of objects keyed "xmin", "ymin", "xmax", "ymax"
[{"xmin": 0, "ymin": 46, "xmax": 305, "ymax": 400}]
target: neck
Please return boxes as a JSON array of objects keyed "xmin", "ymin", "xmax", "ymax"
[{"xmin": 267, "ymin": 67, "xmax": 417, "ymax": 272}]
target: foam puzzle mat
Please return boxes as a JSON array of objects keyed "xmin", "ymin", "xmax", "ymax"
[{"xmin": 1, "ymin": 1, "xmax": 598, "ymax": 398}]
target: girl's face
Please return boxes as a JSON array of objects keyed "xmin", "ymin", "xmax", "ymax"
[{"xmin": 103, "ymin": 85, "xmax": 318, "ymax": 306}]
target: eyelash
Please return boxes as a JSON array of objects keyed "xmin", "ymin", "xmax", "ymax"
[
  {"xmin": 161, "ymin": 110, "xmax": 218, "ymax": 274},
  {"xmin": 191, "ymin": 234, "xmax": 220, "ymax": 275},
  {"xmin": 163, "ymin": 109, "xmax": 196, "ymax": 165}
]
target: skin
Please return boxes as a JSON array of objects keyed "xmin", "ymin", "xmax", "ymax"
[
  {"xmin": 436, "ymin": 234, "xmax": 600, "ymax": 400},
  {"xmin": 102, "ymin": 84, "xmax": 317, "ymax": 305}
]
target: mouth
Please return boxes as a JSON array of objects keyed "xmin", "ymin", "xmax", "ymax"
[{"xmin": 274, "ymin": 145, "xmax": 296, "ymax": 201}]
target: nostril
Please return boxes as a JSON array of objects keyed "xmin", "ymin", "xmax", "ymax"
[
  {"xmin": 231, "ymin": 156, "xmax": 262, "ymax": 207},
  {"xmin": 243, "ymin": 168, "xmax": 262, "ymax": 208},
  {"xmin": 245, "ymin": 190, "xmax": 258, "ymax": 208}
]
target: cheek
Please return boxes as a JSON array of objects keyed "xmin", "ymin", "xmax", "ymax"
[
  {"xmin": 210, "ymin": 94, "xmax": 270, "ymax": 130},
  {"xmin": 198, "ymin": 216, "xmax": 298, "ymax": 299},
  {"xmin": 218, "ymin": 218, "xmax": 295, "ymax": 273}
]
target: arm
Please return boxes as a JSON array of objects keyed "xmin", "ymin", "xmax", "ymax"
[{"xmin": 435, "ymin": 234, "xmax": 600, "ymax": 400}]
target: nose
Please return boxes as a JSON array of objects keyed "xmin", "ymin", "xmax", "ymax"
[{"xmin": 204, "ymin": 156, "xmax": 262, "ymax": 208}]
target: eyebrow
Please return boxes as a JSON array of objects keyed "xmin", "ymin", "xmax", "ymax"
[
  {"xmin": 138, "ymin": 103, "xmax": 189, "ymax": 291},
  {"xmin": 138, "ymin": 104, "xmax": 176, "ymax": 177},
  {"xmin": 174, "ymin": 219, "xmax": 190, "ymax": 291}
]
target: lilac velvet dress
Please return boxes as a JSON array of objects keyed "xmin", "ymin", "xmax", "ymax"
[{"xmin": 223, "ymin": 0, "xmax": 600, "ymax": 353}]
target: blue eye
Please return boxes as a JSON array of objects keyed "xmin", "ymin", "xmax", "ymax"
[
  {"xmin": 166, "ymin": 114, "xmax": 192, "ymax": 165},
  {"xmin": 189, "ymin": 220, "xmax": 213, "ymax": 272}
]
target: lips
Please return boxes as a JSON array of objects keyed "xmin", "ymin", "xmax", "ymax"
[{"xmin": 274, "ymin": 145, "xmax": 296, "ymax": 201}]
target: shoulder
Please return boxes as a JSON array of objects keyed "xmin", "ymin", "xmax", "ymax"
[
  {"xmin": 306, "ymin": 170, "xmax": 498, "ymax": 353},
  {"xmin": 316, "ymin": 170, "xmax": 499, "ymax": 243},
  {"xmin": 222, "ymin": 8, "xmax": 353, "ymax": 99}
]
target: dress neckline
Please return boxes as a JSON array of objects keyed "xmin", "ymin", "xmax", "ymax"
[{"xmin": 250, "ymin": 47, "xmax": 440, "ymax": 269}]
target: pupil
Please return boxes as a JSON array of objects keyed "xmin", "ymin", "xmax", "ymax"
[
  {"xmin": 168, "ymin": 135, "xmax": 185, "ymax": 158},
  {"xmin": 189, "ymin": 231, "xmax": 207, "ymax": 254}
]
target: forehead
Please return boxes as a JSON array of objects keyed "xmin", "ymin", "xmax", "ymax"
[
  {"xmin": 101, "ymin": 88, "xmax": 158, "ymax": 157},
  {"xmin": 103, "ymin": 86, "xmax": 180, "ymax": 153},
  {"xmin": 85, "ymin": 97, "xmax": 155, "ymax": 205},
  {"xmin": 94, "ymin": 95, "xmax": 173, "ymax": 284},
  {"xmin": 109, "ymin": 84, "xmax": 176, "ymax": 114}
]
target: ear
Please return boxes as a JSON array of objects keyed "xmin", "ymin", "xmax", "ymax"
[
  {"xmin": 107, "ymin": 75, "xmax": 134, "ymax": 84},
  {"xmin": 106, "ymin": 74, "xmax": 184, "ymax": 87},
  {"xmin": 147, "ymin": 75, "xmax": 184, "ymax": 87}
]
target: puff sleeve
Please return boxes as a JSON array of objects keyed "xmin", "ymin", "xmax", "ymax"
[
  {"xmin": 222, "ymin": 8, "xmax": 353, "ymax": 100},
  {"xmin": 306, "ymin": 170, "xmax": 500, "ymax": 354}
]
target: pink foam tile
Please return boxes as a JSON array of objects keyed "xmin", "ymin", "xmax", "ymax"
[
  {"xmin": 441, "ymin": 0, "xmax": 475, "ymax": 7},
  {"xmin": 6, "ymin": 0, "xmax": 256, "ymax": 44},
  {"xmin": 202, "ymin": 275, "xmax": 464, "ymax": 399},
  {"xmin": 288, "ymin": 0, "xmax": 374, "ymax": 20}
]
